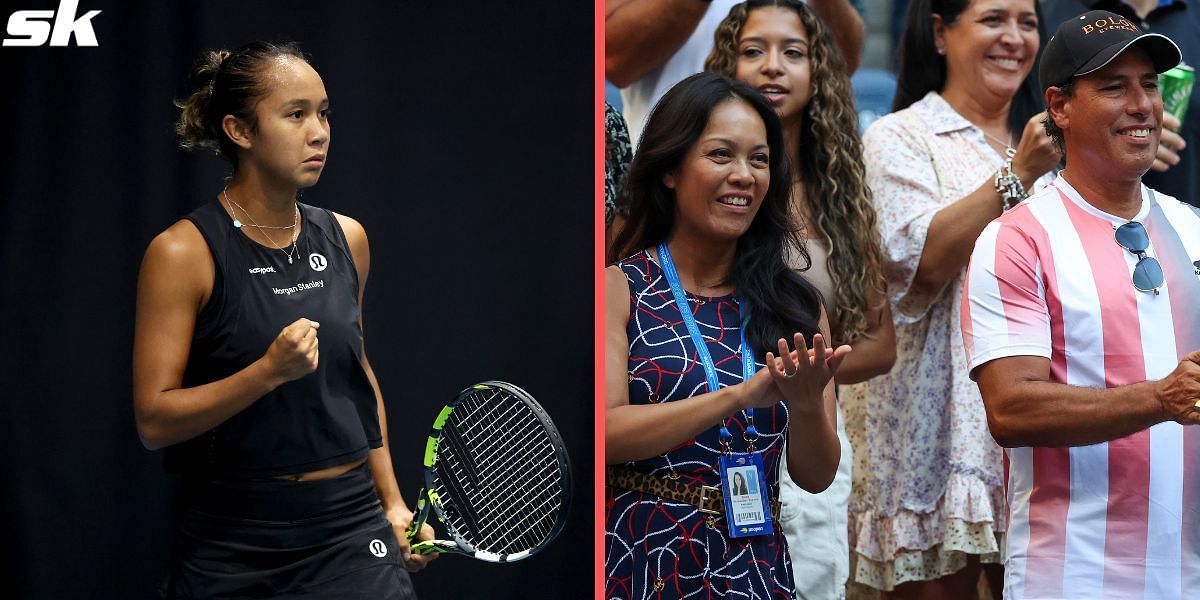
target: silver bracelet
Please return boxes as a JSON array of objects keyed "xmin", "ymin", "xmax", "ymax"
[{"xmin": 993, "ymin": 149, "xmax": 1027, "ymax": 211}]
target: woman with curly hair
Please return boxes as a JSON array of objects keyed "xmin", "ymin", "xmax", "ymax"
[{"xmin": 705, "ymin": 2, "xmax": 894, "ymax": 597}]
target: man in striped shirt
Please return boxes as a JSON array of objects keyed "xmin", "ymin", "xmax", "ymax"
[{"xmin": 962, "ymin": 11, "xmax": 1200, "ymax": 600}]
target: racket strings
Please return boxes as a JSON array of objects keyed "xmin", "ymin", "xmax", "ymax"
[
  {"xmin": 440, "ymin": 401, "xmax": 562, "ymax": 539},
  {"xmin": 461, "ymin": 409, "xmax": 552, "ymax": 486},
  {"xmin": 480, "ymin": 481, "xmax": 563, "ymax": 545},
  {"xmin": 467, "ymin": 456, "xmax": 561, "ymax": 539},
  {"xmin": 432, "ymin": 391, "xmax": 566, "ymax": 555},
  {"xmin": 437, "ymin": 459, "xmax": 551, "ymax": 551},
  {"xmin": 440, "ymin": 462, "xmax": 561, "ymax": 551},
  {"xmin": 446, "ymin": 412, "xmax": 556, "ymax": 527},
  {"xmin": 436, "ymin": 420, "xmax": 489, "ymax": 542}
]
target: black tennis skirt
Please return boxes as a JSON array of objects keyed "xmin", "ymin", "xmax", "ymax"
[{"xmin": 164, "ymin": 463, "xmax": 417, "ymax": 599}]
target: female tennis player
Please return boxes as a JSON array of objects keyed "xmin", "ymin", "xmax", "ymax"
[
  {"xmin": 605, "ymin": 72, "xmax": 848, "ymax": 599},
  {"xmin": 133, "ymin": 41, "xmax": 434, "ymax": 598}
]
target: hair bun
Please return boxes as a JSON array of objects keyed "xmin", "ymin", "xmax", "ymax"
[
  {"xmin": 190, "ymin": 48, "xmax": 231, "ymax": 89},
  {"xmin": 175, "ymin": 48, "xmax": 231, "ymax": 152},
  {"xmin": 174, "ymin": 42, "xmax": 306, "ymax": 160}
]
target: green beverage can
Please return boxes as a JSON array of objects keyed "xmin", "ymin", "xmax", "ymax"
[{"xmin": 1161, "ymin": 62, "xmax": 1194, "ymax": 125}]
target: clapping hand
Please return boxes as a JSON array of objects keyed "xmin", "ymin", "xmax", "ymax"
[{"xmin": 764, "ymin": 333, "xmax": 851, "ymax": 407}]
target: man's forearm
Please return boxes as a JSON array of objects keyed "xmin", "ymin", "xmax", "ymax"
[{"xmin": 983, "ymin": 378, "xmax": 1164, "ymax": 448}]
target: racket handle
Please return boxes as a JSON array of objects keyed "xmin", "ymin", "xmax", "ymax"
[
  {"xmin": 411, "ymin": 540, "xmax": 456, "ymax": 555},
  {"xmin": 405, "ymin": 490, "xmax": 430, "ymax": 543}
]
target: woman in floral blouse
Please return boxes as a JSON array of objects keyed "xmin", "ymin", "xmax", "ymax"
[{"xmin": 840, "ymin": 0, "xmax": 1060, "ymax": 597}]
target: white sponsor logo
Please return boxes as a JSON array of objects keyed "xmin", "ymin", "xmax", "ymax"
[
  {"xmin": 368, "ymin": 539, "xmax": 387, "ymax": 558},
  {"xmin": 308, "ymin": 252, "xmax": 327, "ymax": 272},
  {"xmin": 272, "ymin": 279, "xmax": 324, "ymax": 296},
  {"xmin": 248, "ymin": 266, "xmax": 276, "ymax": 275},
  {"xmin": 4, "ymin": 0, "xmax": 101, "ymax": 47}
]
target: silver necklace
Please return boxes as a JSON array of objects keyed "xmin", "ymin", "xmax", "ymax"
[
  {"xmin": 981, "ymin": 129, "xmax": 1016, "ymax": 159},
  {"xmin": 223, "ymin": 188, "xmax": 301, "ymax": 264},
  {"xmin": 222, "ymin": 188, "xmax": 298, "ymax": 230}
]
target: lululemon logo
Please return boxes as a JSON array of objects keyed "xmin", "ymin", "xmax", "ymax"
[
  {"xmin": 309, "ymin": 252, "xmax": 327, "ymax": 272},
  {"xmin": 368, "ymin": 539, "xmax": 387, "ymax": 558}
]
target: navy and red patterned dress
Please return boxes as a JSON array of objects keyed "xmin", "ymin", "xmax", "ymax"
[{"xmin": 605, "ymin": 250, "xmax": 799, "ymax": 600}]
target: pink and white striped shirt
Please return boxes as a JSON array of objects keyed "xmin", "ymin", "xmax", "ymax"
[{"xmin": 961, "ymin": 176, "xmax": 1200, "ymax": 600}]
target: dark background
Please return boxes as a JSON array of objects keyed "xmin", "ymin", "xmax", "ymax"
[{"xmin": 0, "ymin": 1, "xmax": 593, "ymax": 598}]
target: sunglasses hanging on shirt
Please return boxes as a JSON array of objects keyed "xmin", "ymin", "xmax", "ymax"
[{"xmin": 1114, "ymin": 220, "xmax": 1165, "ymax": 295}]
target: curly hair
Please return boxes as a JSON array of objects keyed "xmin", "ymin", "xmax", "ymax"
[{"xmin": 705, "ymin": 0, "xmax": 886, "ymax": 346}]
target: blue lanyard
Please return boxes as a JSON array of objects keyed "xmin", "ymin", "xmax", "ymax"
[{"xmin": 656, "ymin": 242, "xmax": 759, "ymax": 450}]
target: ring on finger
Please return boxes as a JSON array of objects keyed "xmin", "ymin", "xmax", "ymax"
[{"xmin": 781, "ymin": 371, "xmax": 797, "ymax": 379}]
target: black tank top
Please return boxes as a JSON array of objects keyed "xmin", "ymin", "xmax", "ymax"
[{"xmin": 164, "ymin": 201, "xmax": 381, "ymax": 478}]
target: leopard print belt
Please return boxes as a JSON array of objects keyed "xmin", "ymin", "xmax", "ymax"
[{"xmin": 606, "ymin": 466, "xmax": 781, "ymax": 519}]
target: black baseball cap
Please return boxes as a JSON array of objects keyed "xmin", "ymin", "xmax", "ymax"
[{"xmin": 1039, "ymin": 10, "xmax": 1181, "ymax": 91}]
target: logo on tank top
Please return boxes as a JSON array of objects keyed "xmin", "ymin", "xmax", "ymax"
[
  {"xmin": 368, "ymin": 539, "xmax": 388, "ymax": 558},
  {"xmin": 248, "ymin": 266, "xmax": 276, "ymax": 274},
  {"xmin": 309, "ymin": 252, "xmax": 327, "ymax": 272}
]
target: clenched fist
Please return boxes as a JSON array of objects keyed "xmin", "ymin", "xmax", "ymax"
[
  {"xmin": 1013, "ymin": 111, "xmax": 1062, "ymax": 187},
  {"xmin": 263, "ymin": 318, "xmax": 320, "ymax": 383}
]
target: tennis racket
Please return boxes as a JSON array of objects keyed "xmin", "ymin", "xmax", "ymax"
[{"xmin": 404, "ymin": 381, "xmax": 571, "ymax": 563}]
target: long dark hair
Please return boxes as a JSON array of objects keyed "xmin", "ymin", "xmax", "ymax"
[
  {"xmin": 611, "ymin": 72, "xmax": 820, "ymax": 355},
  {"xmin": 892, "ymin": 0, "xmax": 1046, "ymax": 138},
  {"xmin": 706, "ymin": 0, "xmax": 887, "ymax": 346}
]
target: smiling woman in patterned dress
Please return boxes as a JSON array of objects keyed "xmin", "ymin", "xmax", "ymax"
[{"xmin": 604, "ymin": 71, "xmax": 848, "ymax": 599}]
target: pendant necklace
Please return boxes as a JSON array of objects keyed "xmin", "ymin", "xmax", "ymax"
[
  {"xmin": 223, "ymin": 188, "xmax": 300, "ymax": 264},
  {"xmin": 981, "ymin": 129, "xmax": 1015, "ymax": 160}
]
